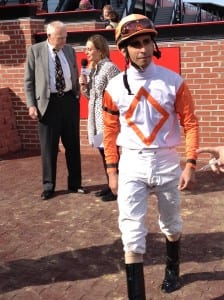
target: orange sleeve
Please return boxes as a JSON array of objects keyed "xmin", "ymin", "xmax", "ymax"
[
  {"xmin": 103, "ymin": 90, "xmax": 120, "ymax": 174},
  {"xmin": 175, "ymin": 81, "xmax": 199, "ymax": 162}
]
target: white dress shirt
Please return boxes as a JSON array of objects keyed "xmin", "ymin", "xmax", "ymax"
[{"xmin": 48, "ymin": 43, "xmax": 72, "ymax": 93}]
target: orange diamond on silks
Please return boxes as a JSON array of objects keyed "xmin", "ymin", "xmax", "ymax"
[{"xmin": 125, "ymin": 87, "xmax": 169, "ymax": 146}]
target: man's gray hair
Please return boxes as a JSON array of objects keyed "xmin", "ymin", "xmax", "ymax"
[{"xmin": 46, "ymin": 21, "xmax": 66, "ymax": 35}]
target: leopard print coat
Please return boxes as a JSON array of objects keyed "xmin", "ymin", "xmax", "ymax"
[{"xmin": 82, "ymin": 57, "xmax": 120, "ymax": 145}]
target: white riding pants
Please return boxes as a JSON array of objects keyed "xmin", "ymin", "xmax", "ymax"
[{"xmin": 118, "ymin": 147, "xmax": 183, "ymax": 254}]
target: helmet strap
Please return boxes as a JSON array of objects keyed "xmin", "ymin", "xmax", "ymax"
[
  {"xmin": 152, "ymin": 39, "xmax": 161, "ymax": 59},
  {"xmin": 123, "ymin": 47, "xmax": 133, "ymax": 95}
]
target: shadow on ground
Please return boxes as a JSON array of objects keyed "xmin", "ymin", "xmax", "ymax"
[{"xmin": 0, "ymin": 232, "xmax": 223, "ymax": 294}]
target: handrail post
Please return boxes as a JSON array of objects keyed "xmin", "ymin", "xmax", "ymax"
[{"xmin": 143, "ymin": 0, "xmax": 146, "ymax": 15}]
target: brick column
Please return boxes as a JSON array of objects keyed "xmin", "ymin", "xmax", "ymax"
[
  {"xmin": 0, "ymin": 18, "xmax": 45, "ymax": 154},
  {"xmin": 0, "ymin": 88, "xmax": 21, "ymax": 156}
]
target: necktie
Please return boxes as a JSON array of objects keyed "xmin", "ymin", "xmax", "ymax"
[{"xmin": 53, "ymin": 48, "xmax": 66, "ymax": 95}]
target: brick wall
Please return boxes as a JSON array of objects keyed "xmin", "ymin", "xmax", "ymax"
[
  {"xmin": 0, "ymin": 18, "xmax": 224, "ymax": 159},
  {"xmin": 0, "ymin": 19, "xmax": 44, "ymax": 154},
  {"xmin": 172, "ymin": 39, "xmax": 224, "ymax": 157},
  {"xmin": 0, "ymin": 87, "xmax": 21, "ymax": 155}
]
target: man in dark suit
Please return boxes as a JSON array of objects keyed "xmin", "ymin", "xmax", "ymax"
[{"xmin": 24, "ymin": 20, "xmax": 85, "ymax": 200}]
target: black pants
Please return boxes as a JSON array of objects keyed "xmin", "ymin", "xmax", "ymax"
[
  {"xmin": 98, "ymin": 147, "xmax": 109, "ymax": 184},
  {"xmin": 38, "ymin": 92, "xmax": 82, "ymax": 191}
]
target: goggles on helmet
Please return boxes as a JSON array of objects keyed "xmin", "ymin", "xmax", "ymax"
[{"xmin": 120, "ymin": 18, "xmax": 155, "ymax": 37}]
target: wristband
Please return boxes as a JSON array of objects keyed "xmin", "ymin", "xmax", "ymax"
[{"xmin": 186, "ymin": 159, "xmax": 196, "ymax": 165}]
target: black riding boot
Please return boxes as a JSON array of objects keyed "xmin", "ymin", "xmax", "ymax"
[
  {"xmin": 125, "ymin": 263, "xmax": 146, "ymax": 300},
  {"xmin": 161, "ymin": 238, "xmax": 181, "ymax": 293}
]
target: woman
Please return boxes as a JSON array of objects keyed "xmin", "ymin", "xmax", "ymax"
[
  {"xmin": 79, "ymin": 34, "xmax": 120, "ymax": 201},
  {"xmin": 100, "ymin": 4, "xmax": 113, "ymax": 25},
  {"xmin": 105, "ymin": 10, "xmax": 120, "ymax": 29}
]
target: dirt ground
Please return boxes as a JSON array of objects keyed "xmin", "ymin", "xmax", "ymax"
[{"xmin": 0, "ymin": 151, "xmax": 223, "ymax": 300}]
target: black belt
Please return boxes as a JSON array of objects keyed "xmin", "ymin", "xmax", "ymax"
[{"xmin": 50, "ymin": 90, "xmax": 73, "ymax": 98}]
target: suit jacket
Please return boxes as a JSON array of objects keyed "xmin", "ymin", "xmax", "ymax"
[{"xmin": 24, "ymin": 41, "xmax": 80, "ymax": 118}]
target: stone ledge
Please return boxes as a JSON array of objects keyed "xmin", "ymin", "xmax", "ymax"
[
  {"xmin": 35, "ymin": 9, "xmax": 102, "ymax": 23},
  {"xmin": 35, "ymin": 27, "xmax": 115, "ymax": 45}
]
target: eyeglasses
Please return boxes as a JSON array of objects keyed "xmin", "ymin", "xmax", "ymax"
[{"xmin": 120, "ymin": 18, "xmax": 155, "ymax": 37}]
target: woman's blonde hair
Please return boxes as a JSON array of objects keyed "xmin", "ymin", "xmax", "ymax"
[
  {"xmin": 102, "ymin": 4, "xmax": 113, "ymax": 13},
  {"xmin": 87, "ymin": 34, "xmax": 110, "ymax": 59}
]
